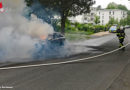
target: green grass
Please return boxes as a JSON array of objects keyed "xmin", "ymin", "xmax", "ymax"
[
  {"xmin": 65, "ymin": 31, "xmax": 92, "ymax": 41},
  {"xmin": 64, "ymin": 22, "xmax": 107, "ymax": 41}
]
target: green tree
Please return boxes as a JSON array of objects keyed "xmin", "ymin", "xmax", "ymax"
[
  {"xmin": 106, "ymin": 2, "xmax": 128, "ymax": 11},
  {"xmin": 127, "ymin": 15, "xmax": 130, "ymax": 25},
  {"xmin": 25, "ymin": 0, "xmax": 33, "ymax": 6},
  {"xmin": 128, "ymin": 10, "xmax": 130, "ymax": 15},
  {"xmin": 117, "ymin": 4, "xmax": 128, "ymax": 11},
  {"xmin": 126, "ymin": 10, "xmax": 130, "ymax": 25},
  {"xmin": 97, "ymin": 5, "xmax": 102, "ymax": 10},
  {"xmin": 120, "ymin": 18, "xmax": 127, "ymax": 26},
  {"xmin": 25, "ymin": 0, "xmax": 95, "ymax": 34},
  {"xmin": 94, "ymin": 16, "xmax": 100, "ymax": 25},
  {"xmin": 106, "ymin": 2, "xmax": 118, "ymax": 9},
  {"xmin": 106, "ymin": 2, "xmax": 130, "ymax": 26},
  {"xmin": 108, "ymin": 17, "xmax": 118, "ymax": 25}
]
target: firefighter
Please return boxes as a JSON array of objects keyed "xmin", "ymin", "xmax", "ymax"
[{"xmin": 116, "ymin": 26, "xmax": 125, "ymax": 50}]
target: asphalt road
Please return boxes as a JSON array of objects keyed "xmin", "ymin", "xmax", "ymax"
[{"xmin": 0, "ymin": 29, "xmax": 130, "ymax": 90}]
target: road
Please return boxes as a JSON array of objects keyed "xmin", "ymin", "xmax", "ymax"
[{"xmin": 0, "ymin": 29, "xmax": 130, "ymax": 90}]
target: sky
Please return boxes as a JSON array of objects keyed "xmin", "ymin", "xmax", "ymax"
[{"xmin": 93, "ymin": 0, "xmax": 130, "ymax": 10}]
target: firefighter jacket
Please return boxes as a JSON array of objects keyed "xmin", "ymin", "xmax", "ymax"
[{"xmin": 116, "ymin": 29, "xmax": 125, "ymax": 39}]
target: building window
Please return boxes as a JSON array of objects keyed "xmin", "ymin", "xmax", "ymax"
[
  {"xmin": 123, "ymin": 12, "xmax": 125, "ymax": 15},
  {"xmin": 91, "ymin": 13, "xmax": 94, "ymax": 16},
  {"xmin": 109, "ymin": 16, "xmax": 111, "ymax": 19},
  {"xmin": 102, "ymin": 20, "xmax": 104, "ymax": 25},
  {"xmin": 91, "ymin": 18, "xmax": 94, "ymax": 21},
  {"xmin": 102, "ymin": 15, "xmax": 104, "ymax": 19},
  {"xmin": 109, "ymin": 11, "xmax": 111, "ymax": 15},
  {"xmin": 84, "ymin": 17, "xmax": 87, "ymax": 20}
]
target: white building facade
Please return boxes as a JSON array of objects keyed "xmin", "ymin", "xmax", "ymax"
[
  {"xmin": 69, "ymin": 8, "xmax": 127, "ymax": 25},
  {"xmin": 96, "ymin": 9, "xmax": 127, "ymax": 25},
  {"xmin": 82, "ymin": 7, "xmax": 97, "ymax": 24}
]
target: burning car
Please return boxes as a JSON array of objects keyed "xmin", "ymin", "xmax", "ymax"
[
  {"xmin": 47, "ymin": 32, "xmax": 65, "ymax": 46},
  {"xmin": 33, "ymin": 32, "xmax": 65, "ymax": 59}
]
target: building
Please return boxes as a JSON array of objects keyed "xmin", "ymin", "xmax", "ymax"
[
  {"xmin": 68, "ymin": 15, "xmax": 84, "ymax": 23},
  {"xmin": 68, "ymin": 7, "xmax": 97, "ymax": 24},
  {"xmin": 69, "ymin": 8, "xmax": 127, "ymax": 25},
  {"xmin": 82, "ymin": 7, "xmax": 97, "ymax": 24},
  {"xmin": 96, "ymin": 9, "xmax": 127, "ymax": 25}
]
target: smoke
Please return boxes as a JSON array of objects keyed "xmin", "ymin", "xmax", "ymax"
[
  {"xmin": 24, "ymin": 0, "xmax": 60, "ymax": 31},
  {"xmin": 3, "ymin": 0, "xmax": 25, "ymax": 13},
  {"xmin": 0, "ymin": 0, "xmax": 54, "ymax": 62},
  {"xmin": 0, "ymin": 0, "xmax": 109, "ymax": 62}
]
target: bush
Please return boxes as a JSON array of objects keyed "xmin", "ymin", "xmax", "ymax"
[
  {"xmin": 94, "ymin": 25, "xmax": 106, "ymax": 33},
  {"xmin": 57, "ymin": 19, "xmax": 108, "ymax": 34}
]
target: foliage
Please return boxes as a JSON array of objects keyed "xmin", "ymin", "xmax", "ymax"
[
  {"xmin": 94, "ymin": 16, "xmax": 100, "ymax": 25},
  {"xmin": 108, "ymin": 17, "xmax": 119, "ymax": 25},
  {"xmin": 25, "ymin": 0, "xmax": 95, "ymax": 34},
  {"xmin": 126, "ymin": 15, "xmax": 130, "ymax": 25},
  {"xmin": 128, "ymin": 10, "xmax": 130, "ymax": 15},
  {"xmin": 127, "ymin": 11, "xmax": 130, "ymax": 25},
  {"xmin": 106, "ymin": 2, "xmax": 128, "ymax": 11},
  {"xmin": 97, "ymin": 5, "xmax": 102, "ymax": 10},
  {"xmin": 106, "ymin": 2, "xmax": 118, "ymax": 9},
  {"xmin": 119, "ymin": 18, "xmax": 127, "ymax": 26},
  {"xmin": 25, "ymin": 0, "xmax": 33, "ymax": 6},
  {"xmin": 64, "ymin": 20, "xmax": 107, "ymax": 35},
  {"xmin": 106, "ymin": 2, "xmax": 130, "ymax": 26},
  {"xmin": 117, "ymin": 4, "xmax": 128, "ymax": 11}
]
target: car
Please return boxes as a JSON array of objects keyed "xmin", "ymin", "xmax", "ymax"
[
  {"xmin": 109, "ymin": 25, "xmax": 117, "ymax": 33},
  {"xmin": 33, "ymin": 32, "xmax": 65, "ymax": 59},
  {"xmin": 47, "ymin": 32, "xmax": 65, "ymax": 46},
  {"xmin": 125, "ymin": 25, "xmax": 130, "ymax": 29}
]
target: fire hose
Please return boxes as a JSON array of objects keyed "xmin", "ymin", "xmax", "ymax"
[{"xmin": 0, "ymin": 35, "xmax": 129, "ymax": 70}]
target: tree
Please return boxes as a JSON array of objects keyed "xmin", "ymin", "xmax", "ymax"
[
  {"xmin": 126, "ymin": 10, "xmax": 130, "ymax": 25},
  {"xmin": 127, "ymin": 15, "xmax": 130, "ymax": 25},
  {"xmin": 106, "ymin": 2, "xmax": 118, "ymax": 9},
  {"xmin": 94, "ymin": 16, "xmax": 100, "ymax": 24},
  {"xmin": 25, "ymin": 0, "xmax": 58, "ymax": 25},
  {"xmin": 106, "ymin": 2, "xmax": 130, "ymax": 26},
  {"xmin": 97, "ymin": 5, "xmax": 102, "ymax": 10},
  {"xmin": 117, "ymin": 4, "xmax": 128, "ymax": 11},
  {"xmin": 108, "ymin": 18, "xmax": 115, "ymax": 25},
  {"xmin": 127, "ymin": 10, "xmax": 130, "ymax": 15},
  {"xmin": 120, "ymin": 18, "xmax": 127, "ymax": 26},
  {"xmin": 106, "ymin": 2, "xmax": 128, "ymax": 11},
  {"xmin": 25, "ymin": 0, "xmax": 95, "ymax": 34},
  {"xmin": 25, "ymin": 0, "xmax": 33, "ymax": 6},
  {"xmin": 108, "ymin": 17, "xmax": 118, "ymax": 25}
]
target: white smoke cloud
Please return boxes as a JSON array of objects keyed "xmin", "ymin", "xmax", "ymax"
[{"xmin": 0, "ymin": 0, "xmax": 54, "ymax": 61}]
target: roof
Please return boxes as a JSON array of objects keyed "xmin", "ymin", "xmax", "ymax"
[{"xmin": 97, "ymin": 9, "xmax": 127, "ymax": 12}]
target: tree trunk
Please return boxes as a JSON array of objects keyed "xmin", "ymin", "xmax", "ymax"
[{"xmin": 61, "ymin": 12, "xmax": 66, "ymax": 35}]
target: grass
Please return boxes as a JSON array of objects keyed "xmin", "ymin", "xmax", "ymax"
[
  {"xmin": 65, "ymin": 30, "xmax": 92, "ymax": 41},
  {"xmin": 64, "ymin": 23, "xmax": 106, "ymax": 41}
]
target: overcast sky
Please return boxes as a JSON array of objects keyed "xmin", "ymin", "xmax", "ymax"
[{"xmin": 93, "ymin": 0, "xmax": 130, "ymax": 10}]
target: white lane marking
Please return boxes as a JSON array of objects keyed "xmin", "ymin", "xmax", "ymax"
[{"xmin": 0, "ymin": 43, "xmax": 129, "ymax": 70}]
